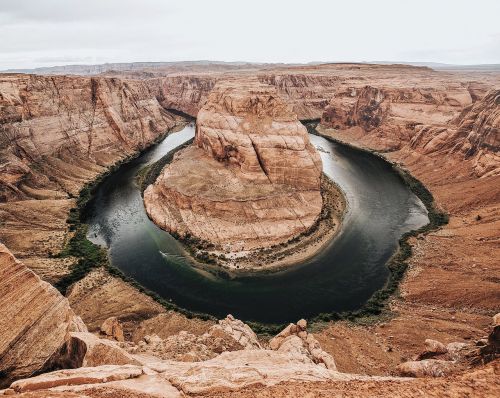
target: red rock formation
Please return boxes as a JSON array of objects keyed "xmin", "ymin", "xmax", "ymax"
[
  {"xmin": 195, "ymin": 79, "xmax": 322, "ymax": 189},
  {"xmin": 410, "ymin": 89, "xmax": 500, "ymax": 177},
  {"xmin": 321, "ymin": 84, "xmax": 473, "ymax": 149},
  {"xmin": 144, "ymin": 79, "xmax": 322, "ymax": 253},
  {"xmin": 0, "ymin": 74, "xmax": 180, "ymax": 202},
  {"xmin": 153, "ymin": 75, "xmax": 218, "ymax": 117},
  {"xmin": 0, "ymin": 243, "xmax": 86, "ymax": 387}
]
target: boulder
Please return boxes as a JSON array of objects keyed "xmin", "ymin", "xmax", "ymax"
[
  {"xmin": 490, "ymin": 313, "xmax": 500, "ymax": 347},
  {"xmin": 100, "ymin": 317, "xmax": 125, "ymax": 342},
  {"xmin": 10, "ymin": 365, "xmax": 143, "ymax": 393},
  {"xmin": 45, "ymin": 332, "xmax": 140, "ymax": 370},
  {"xmin": 396, "ymin": 359, "xmax": 458, "ymax": 378},
  {"xmin": 131, "ymin": 316, "xmax": 260, "ymax": 362},
  {"xmin": 297, "ymin": 319, "xmax": 308, "ymax": 330},
  {"xmin": 269, "ymin": 320, "xmax": 336, "ymax": 370},
  {"xmin": 493, "ymin": 313, "xmax": 500, "ymax": 327},
  {"xmin": 446, "ymin": 342, "xmax": 471, "ymax": 361},
  {"xmin": 424, "ymin": 339, "xmax": 448, "ymax": 355},
  {"xmin": 209, "ymin": 314, "xmax": 262, "ymax": 350}
]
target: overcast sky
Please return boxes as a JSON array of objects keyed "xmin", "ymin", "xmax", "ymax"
[{"xmin": 1, "ymin": 0, "xmax": 499, "ymax": 70}]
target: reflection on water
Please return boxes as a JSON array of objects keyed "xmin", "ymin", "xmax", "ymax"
[{"xmin": 85, "ymin": 124, "xmax": 428, "ymax": 324}]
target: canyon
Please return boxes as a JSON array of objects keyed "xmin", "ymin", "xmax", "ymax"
[{"xmin": 0, "ymin": 62, "xmax": 499, "ymax": 396}]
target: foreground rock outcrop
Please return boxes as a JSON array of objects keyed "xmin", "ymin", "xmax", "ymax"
[
  {"xmin": 0, "ymin": 244, "xmax": 355, "ymax": 395},
  {"xmin": 144, "ymin": 78, "xmax": 323, "ymax": 254},
  {"xmin": 1, "ymin": 240, "xmax": 499, "ymax": 396},
  {"xmin": 0, "ymin": 242, "xmax": 411, "ymax": 396},
  {"xmin": 0, "ymin": 244, "xmax": 86, "ymax": 386},
  {"xmin": 1, "ymin": 314, "xmax": 406, "ymax": 397},
  {"xmin": 129, "ymin": 315, "xmax": 261, "ymax": 362},
  {"xmin": 269, "ymin": 319, "xmax": 336, "ymax": 370}
]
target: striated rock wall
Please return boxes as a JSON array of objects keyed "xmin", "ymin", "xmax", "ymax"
[
  {"xmin": 144, "ymin": 78, "xmax": 323, "ymax": 252},
  {"xmin": 152, "ymin": 75, "xmax": 218, "ymax": 117},
  {"xmin": 195, "ymin": 79, "xmax": 322, "ymax": 189},
  {"xmin": 138, "ymin": 64, "xmax": 486, "ymax": 123},
  {"xmin": 0, "ymin": 244, "xmax": 86, "ymax": 387},
  {"xmin": 0, "ymin": 74, "xmax": 180, "ymax": 202},
  {"xmin": 321, "ymin": 83, "xmax": 473, "ymax": 150},
  {"xmin": 410, "ymin": 89, "xmax": 500, "ymax": 177},
  {"xmin": 320, "ymin": 82, "xmax": 499, "ymax": 178},
  {"xmin": 258, "ymin": 72, "xmax": 338, "ymax": 120}
]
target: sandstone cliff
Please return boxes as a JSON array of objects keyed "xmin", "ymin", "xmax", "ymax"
[
  {"xmin": 152, "ymin": 75, "xmax": 218, "ymax": 117},
  {"xmin": 144, "ymin": 78, "xmax": 323, "ymax": 253},
  {"xmin": 0, "ymin": 244, "xmax": 86, "ymax": 387},
  {"xmin": 321, "ymin": 83, "xmax": 473, "ymax": 150},
  {"xmin": 0, "ymin": 74, "xmax": 180, "ymax": 202},
  {"xmin": 410, "ymin": 89, "xmax": 500, "ymax": 177},
  {"xmin": 321, "ymin": 82, "xmax": 499, "ymax": 178}
]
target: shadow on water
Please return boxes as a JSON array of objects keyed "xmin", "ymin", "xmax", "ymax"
[{"xmin": 84, "ymin": 124, "xmax": 428, "ymax": 324}]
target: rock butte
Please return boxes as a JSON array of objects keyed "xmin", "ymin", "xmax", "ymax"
[
  {"xmin": 144, "ymin": 78, "xmax": 323, "ymax": 252},
  {"xmin": 0, "ymin": 62, "xmax": 499, "ymax": 396}
]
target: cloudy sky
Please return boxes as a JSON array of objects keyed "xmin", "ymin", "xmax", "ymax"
[{"xmin": 1, "ymin": 0, "xmax": 499, "ymax": 70}]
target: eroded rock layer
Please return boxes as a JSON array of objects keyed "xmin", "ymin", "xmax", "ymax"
[
  {"xmin": 410, "ymin": 89, "xmax": 500, "ymax": 177},
  {"xmin": 0, "ymin": 244, "xmax": 86, "ymax": 386},
  {"xmin": 144, "ymin": 79, "xmax": 322, "ymax": 252},
  {"xmin": 0, "ymin": 74, "xmax": 180, "ymax": 202}
]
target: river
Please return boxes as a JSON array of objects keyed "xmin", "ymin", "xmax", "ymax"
[{"xmin": 85, "ymin": 123, "xmax": 428, "ymax": 324}]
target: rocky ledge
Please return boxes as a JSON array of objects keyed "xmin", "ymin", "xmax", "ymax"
[{"xmin": 144, "ymin": 78, "xmax": 341, "ymax": 268}]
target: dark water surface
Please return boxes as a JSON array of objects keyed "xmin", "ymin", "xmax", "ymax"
[{"xmin": 85, "ymin": 124, "xmax": 428, "ymax": 324}]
